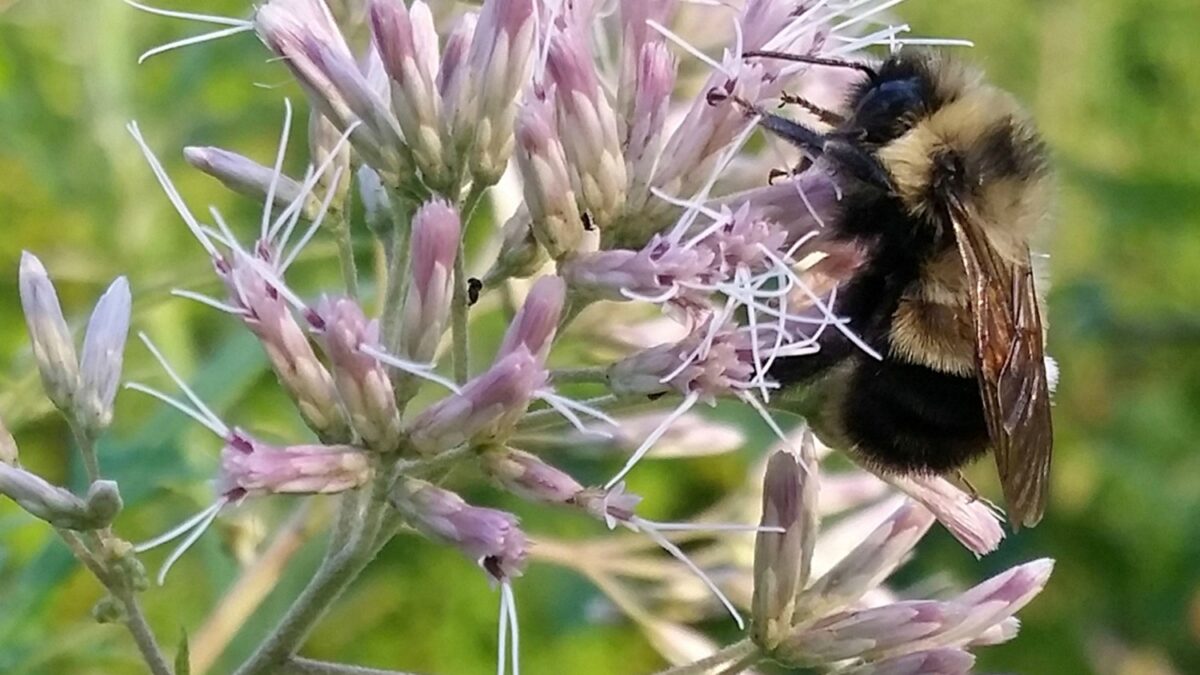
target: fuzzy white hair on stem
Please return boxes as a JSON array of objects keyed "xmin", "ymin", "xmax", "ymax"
[{"xmin": 122, "ymin": 0, "xmax": 253, "ymax": 64}]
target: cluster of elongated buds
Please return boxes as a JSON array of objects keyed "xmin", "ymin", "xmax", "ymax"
[{"xmin": 0, "ymin": 0, "xmax": 1048, "ymax": 672}]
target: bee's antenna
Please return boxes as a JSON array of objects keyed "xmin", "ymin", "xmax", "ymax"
[{"xmin": 743, "ymin": 50, "xmax": 878, "ymax": 81}]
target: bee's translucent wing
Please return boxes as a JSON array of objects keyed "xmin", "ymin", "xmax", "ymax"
[{"xmin": 948, "ymin": 198, "xmax": 1053, "ymax": 528}]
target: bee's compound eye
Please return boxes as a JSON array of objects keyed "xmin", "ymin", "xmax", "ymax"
[{"xmin": 853, "ymin": 77, "xmax": 925, "ymax": 141}]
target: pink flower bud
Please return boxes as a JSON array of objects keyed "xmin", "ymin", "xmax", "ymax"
[
  {"xmin": 624, "ymin": 42, "xmax": 677, "ymax": 208},
  {"xmin": 391, "ymin": 478, "xmax": 528, "ymax": 581},
  {"xmin": 561, "ymin": 235, "xmax": 715, "ymax": 306},
  {"xmin": 77, "ymin": 276, "xmax": 132, "ymax": 434},
  {"xmin": 370, "ymin": 0, "xmax": 451, "ymax": 189},
  {"xmin": 255, "ymin": 0, "xmax": 411, "ymax": 183},
  {"xmin": 514, "ymin": 93, "xmax": 585, "ymax": 259},
  {"xmin": 608, "ymin": 324, "xmax": 757, "ymax": 403},
  {"xmin": 545, "ymin": 22, "xmax": 627, "ymax": 229},
  {"xmin": 616, "ymin": 0, "xmax": 678, "ymax": 122},
  {"xmin": 843, "ymin": 649, "xmax": 976, "ymax": 675},
  {"xmin": 19, "ymin": 252, "xmax": 79, "ymax": 411},
  {"xmin": 184, "ymin": 146, "xmax": 320, "ymax": 219},
  {"xmin": 721, "ymin": 170, "xmax": 841, "ymax": 246},
  {"xmin": 223, "ymin": 255, "xmax": 350, "ymax": 441},
  {"xmin": 311, "ymin": 296, "xmax": 402, "ymax": 451},
  {"xmin": 798, "ymin": 502, "xmax": 936, "ymax": 619},
  {"xmin": 218, "ymin": 431, "xmax": 372, "ymax": 498},
  {"xmin": 752, "ymin": 443, "xmax": 818, "ymax": 649},
  {"xmin": 481, "ymin": 448, "xmax": 583, "ymax": 504},
  {"xmin": 408, "ymin": 348, "xmax": 547, "ymax": 454},
  {"xmin": 496, "ymin": 276, "xmax": 565, "ymax": 362},
  {"xmin": 400, "ymin": 200, "xmax": 461, "ymax": 363},
  {"xmin": 437, "ymin": 11, "xmax": 477, "ymax": 98},
  {"xmin": 446, "ymin": 0, "xmax": 537, "ymax": 183}
]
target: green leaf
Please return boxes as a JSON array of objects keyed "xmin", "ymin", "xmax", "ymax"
[{"xmin": 175, "ymin": 627, "xmax": 190, "ymax": 675}]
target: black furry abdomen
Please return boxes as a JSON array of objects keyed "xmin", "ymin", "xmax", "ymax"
[{"xmin": 839, "ymin": 356, "xmax": 988, "ymax": 474}]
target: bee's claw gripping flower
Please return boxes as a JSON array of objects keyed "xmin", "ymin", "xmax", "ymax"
[
  {"xmin": 390, "ymin": 478, "xmax": 528, "ymax": 582},
  {"xmin": 399, "ymin": 200, "xmax": 462, "ymax": 363},
  {"xmin": 310, "ymin": 296, "xmax": 403, "ymax": 451},
  {"xmin": 19, "ymin": 252, "xmax": 80, "ymax": 412}
]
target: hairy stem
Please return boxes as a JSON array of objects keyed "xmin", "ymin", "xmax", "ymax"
[
  {"xmin": 233, "ymin": 472, "xmax": 391, "ymax": 675},
  {"xmin": 332, "ymin": 209, "xmax": 359, "ymax": 298},
  {"xmin": 117, "ymin": 586, "xmax": 175, "ymax": 675},
  {"xmin": 69, "ymin": 419, "xmax": 101, "ymax": 484},
  {"xmin": 191, "ymin": 500, "xmax": 320, "ymax": 674},
  {"xmin": 450, "ymin": 183, "xmax": 489, "ymax": 382}
]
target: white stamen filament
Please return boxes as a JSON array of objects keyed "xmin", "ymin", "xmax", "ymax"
[
  {"xmin": 647, "ymin": 20, "xmax": 730, "ymax": 77},
  {"xmin": 831, "ymin": 0, "xmax": 909, "ymax": 33},
  {"xmin": 280, "ymin": 165, "xmax": 347, "ymax": 272},
  {"xmin": 271, "ymin": 165, "xmax": 315, "ymax": 253},
  {"xmin": 122, "ymin": 0, "xmax": 247, "ymax": 26},
  {"xmin": 269, "ymin": 122, "xmax": 360, "ymax": 247},
  {"xmin": 605, "ymin": 391, "xmax": 700, "ymax": 490},
  {"xmin": 262, "ymin": 99, "xmax": 294, "ymax": 241},
  {"xmin": 170, "ymin": 289, "xmax": 248, "ymax": 316},
  {"xmin": 634, "ymin": 518, "xmax": 745, "ymax": 629},
  {"xmin": 134, "ymin": 332, "xmax": 230, "ymax": 436},
  {"xmin": 535, "ymin": 389, "xmax": 619, "ymax": 437},
  {"xmin": 359, "ymin": 344, "xmax": 462, "ymax": 394},
  {"xmin": 155, "ymin": 500, "xmax": 225, "ymax": 585},
  {"xmin": 137, "ymin": 24, "xmax": 255, "ymax": 64},
  {"xmin": 127, "ymin": 122, "xmax": 219, "ymax": 258},
  {"xmin": 503, "ymin": 583, "xmax": 520, "ymax": 675}
]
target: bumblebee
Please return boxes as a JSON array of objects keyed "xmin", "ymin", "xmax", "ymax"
[{"xmin": 747, "ymin": 49, "xmax": 1054, "ymax": 527}]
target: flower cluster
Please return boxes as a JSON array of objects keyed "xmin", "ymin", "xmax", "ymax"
[{"xmin": 0, "ymin": 1, "xmax": 1053, "ymax": 674}]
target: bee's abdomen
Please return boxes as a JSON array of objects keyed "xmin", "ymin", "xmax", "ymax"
[{"xmin": 837, "ymin": 356, "xmax": 989, "ymax": 474}]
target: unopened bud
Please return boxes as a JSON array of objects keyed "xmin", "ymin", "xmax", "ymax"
[
  {"xmin": 357, "ymin": 165, "xmax": 395, "ymax": 236},
  {"xmin": 399, "ymin": 200, "xmax": 461, "ymax": 363},
  {"xmin": 19, "ymin": 252, "xmax": 79, "ymax": 411},
  {"xmin": 752, "ymin": 442, "xmax": 818, "ymax": 650},
  {"xmin": 370, "ymin": 0, "xmax": 451, "ymax": 191},
  {"xmin": 408, "ymin": 348, "xmax": 547, "ymax": 454},
  {"xmin": 92, "ymin": 595, "xmax": 127, "ymax": 624},
  {"xmin": 76, "ymin": 276, "xmax": 131, "ymax": 435},
  {"xmin": 0, "ymin": 464, "xmax": 115, "ymax": 530},
  {"xmin": 391, "ymin": 478, "xmax": 528, "ymax": 581},
  {"xmin": 546, "ymin": 22, "xmax": 627, "ymax": 229},
  {"xmin": 447, "ymin": 0, "xmax": 537, "ymax": 184},
  {"xmin": 184, "ymin": 146, "xmax": 320, "ymax": 219},
  {"xmin": 482, "ymin": 448, "xmax": 582, "ymax": 503},
  {"xmin": 515, "ymin": 93, "xmax": 585, "ymax": 259},
  {"xmin": 495, "ymin": 276, "xmax": 565, "ymax": 362},
  {"xmin": 311, "ymin": 297, "xmax": 402, "ymax": 451},
  {"xmin": 218, "ymin": 432, "xmax": 373, "ymax": 497}
]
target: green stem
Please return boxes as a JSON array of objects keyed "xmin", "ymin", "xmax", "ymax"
[
  {"xmin": 234, "ymin": 471, "xmax": 392, "ymax": 675},
  {"xmin": 281, "ymin": 657, "xmax": 417, "ymax": 675},
  {"xmin": 69, "ymin": 420, "xmax": 100, "ymax": 484},
  {"xmin": 381, "ymin": 196, "xmax": 413, "ymax": 356},
  {"xmin": 450, "ymin": 183, "xmax": 489, "ymax": 383},
  {"xmin": 549, "ymin": 366, "xmax": 610, "ymax": 385},
  {"xmin": 331, "ymin": 209, "xmax": 359, "ymax": 298}
]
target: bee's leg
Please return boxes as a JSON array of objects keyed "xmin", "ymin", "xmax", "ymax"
[
  {"xmin": 780, "ymin": 91, "xmax": 845, "ymax": 127},
  {"xmin": 953, "ymin": 470, "xmax": 981, "ymax": 502},
  {"xmin": 768, "ymin": 168, "xmax": 790, "ymax": 185}
]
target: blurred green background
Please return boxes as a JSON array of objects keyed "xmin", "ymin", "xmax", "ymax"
[{"xmin": 1, "ymin": 0, "xmax": 1198, "ymax": 673}]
